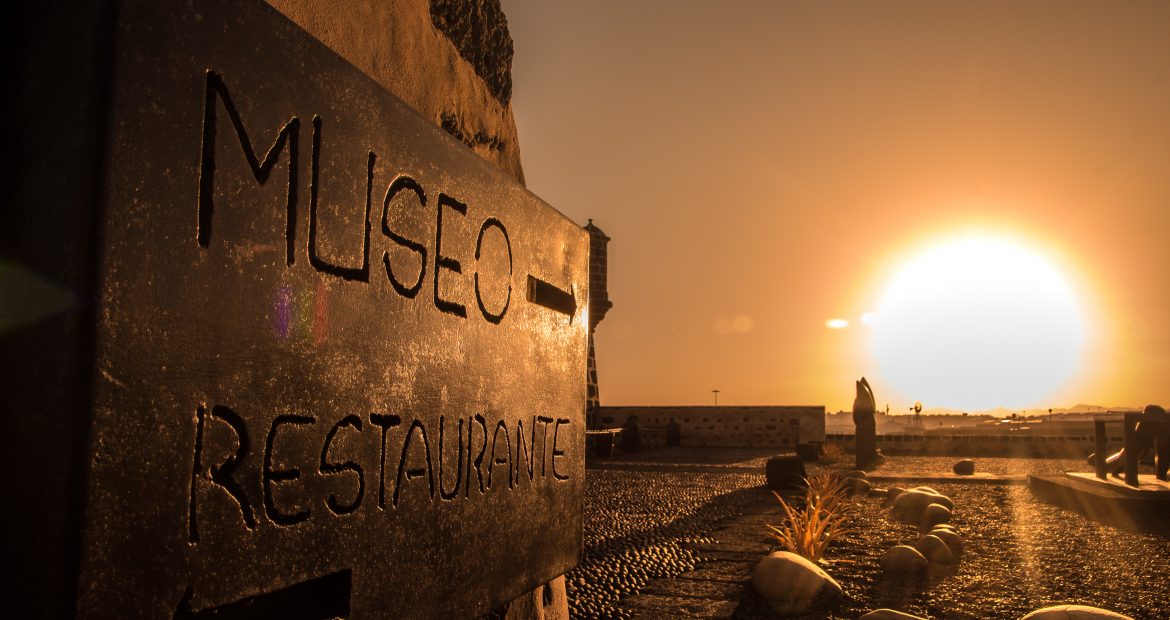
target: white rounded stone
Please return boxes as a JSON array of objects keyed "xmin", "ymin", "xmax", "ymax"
[
  {"xmin": 891, "ymin": 489, "xmax": 953, "ymax": 523},
  {"xmin": 908, "ymin": 487, "xmax": 955, "ymax": 509},
  {"xmin": 752, "ymin": 551, "xmax": 843, "ymax": 614},
  {"xmin": 1020, "ymin": 604, "xmax": 1134, "ymax": 620},
  {"xmin": 849, "ymin": 477, "xmax": 873, "ymax": 495},
  {"xmin": 879, "ymin": 545, "xmax": 929, "ymax": 573},
  {"xmin": 914, "ymin": 534, "xmax": 956, "ymax": 564},
  {"xmin": 929, "ymin": 528, "xmax": 963, "ymax": 557},
  {"xmin": 861, "ymin": 610, "xmax": 929, "ymax": 620},
  {"xmin": 921, "ymin": 503, "xmax": 952, "ymax": 530},
  {"xmin": 884, "ymin": 486, "xmax": 905, "ymax": 507}
]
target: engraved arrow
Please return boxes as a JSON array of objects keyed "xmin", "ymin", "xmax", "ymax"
[
  {"xmin": 526, "ymin": 275, "xmax": 577, "ymax": 322},
  {"xmin": 173, "ymin": 569, "xmax": 351, "ymax": 619}
]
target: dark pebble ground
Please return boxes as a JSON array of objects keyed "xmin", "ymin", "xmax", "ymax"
[
  {"xmin": 571, "ymin": 452, "xmax": 1170, "ymax": 619},
  {"xmin": 567, "ymin": 469, "xmax": 765, "ymax": 619}
]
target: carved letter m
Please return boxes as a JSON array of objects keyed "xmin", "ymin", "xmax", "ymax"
[{"xmin": 197, "ymin": 70, "xmax": 300, "ymax": 265}]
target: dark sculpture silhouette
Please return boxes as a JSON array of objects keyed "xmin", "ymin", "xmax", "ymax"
[
  {"xmin": 853, "ymin": 377, "xmax": 880, "ymax": 469},
  {"xmin": 1092, "ymin": 404, "xmax": 1170, "ymax": 481},
  {"xmin": 619, "ymin": 415, "xmax": 642, "ymax": 452}
]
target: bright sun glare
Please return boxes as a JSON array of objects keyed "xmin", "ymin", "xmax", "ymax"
[{"xmin": 871, "ymin": 236, "xmax": 1086, "ymax": 411}]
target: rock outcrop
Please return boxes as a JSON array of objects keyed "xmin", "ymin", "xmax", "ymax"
[{"xmin": 265, "ymin": 0, "xmax": 525, "ymax": 182}]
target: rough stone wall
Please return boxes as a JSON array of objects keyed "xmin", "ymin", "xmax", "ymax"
[
  {"xmin": 598, "ymin": 406, "xmax": 826, "ymax": 448},
  {"xmin": 265, "ymin": 0, "xmax": 524, "ymax": 183},
  {"xmin": 429, "ymin": 0, "xmax": 512, "ymax": 105}
]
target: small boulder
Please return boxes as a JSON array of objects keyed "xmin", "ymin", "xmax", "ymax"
[
  {"xmin": 929, "ymin": 528, "xmax": 963, "ymax": 558},
  {"xmin": 765, "ymin": 456, "xmax": 807, "ymax": 491},
  {"xmin": 883, "ymin": 486, "xmax": 905, "ymax": 507},
  {"xmin": 861, "ymin": 610, "xmax": 929, "ymax": 620},
  {"xmin": 891, "ymin": 489, "xmax": 954, "ymax": 523},
  {"xmin": 845, "ymin": 469, "xmax": 869, "ymax": 480},
  {"xmin": 912, "ymin": 488, "xmax": 954, "ymax": 509},
  {"xmin": 848, "ymin": 477, "xmax": 873, "ymax": 495},
  {"xmin": 1020, "ymin": 605, "xmax": 1134, "ymax": 620},
  {"xmin": 953, "ymin": 459, "xmax": 976, "ymax": 475},
  {"xmin": 914, "ymin": 534, "xmax": 956, "ymax": 564},
  {"xmin": 921, "ymin": 503, "xmax": 952, "ymax": 530},
  {"xmin": 752, "ymin": 551, "xmax": 843, "ymax": 614},
  {"xmin": 879, "ymin": 545, "xmax": 929, "ymax": 574},
  {"xmin": 891, "ymin": 490, "xmax": 929, "ymax": 515}
]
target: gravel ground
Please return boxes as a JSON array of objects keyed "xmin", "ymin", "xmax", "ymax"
[
  {"xmin": 590, "ymin": 447, "xmax": 1093, "ymax": 475},
  {"xmin": 575, "ymin": 455, "xmax": 1170, "ymax": 619},
  {"xmin": 738, "ymin": 481, "xmax": 1170, "ymax": 619},
  {"xmin": 567, "ymin": 469, "xmax": 765, "ymax": 619},
  {"xmin": 864, "ymin": 456, "xmax": 1086, "ymax": 475}
]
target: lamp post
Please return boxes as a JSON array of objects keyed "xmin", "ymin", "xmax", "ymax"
[{"xmin": 711, "ymin": 389, "xmax": 720, "ymax": 406}]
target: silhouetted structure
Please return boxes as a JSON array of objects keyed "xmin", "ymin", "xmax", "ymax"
[
  {"xmin": 585, "ymin": 220, "xmax": 613, "ymax": 427},
  {"xmin": 1094, "ymin": 404, "xmax": 1170, "ymax": 484},
  {"xmin": 853, "ymin": 377, "xmax": 879, "ymax": 468}
]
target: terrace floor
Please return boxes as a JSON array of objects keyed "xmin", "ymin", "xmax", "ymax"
[{"xmin": 570, "ymin": 448, "xmax": 1169, "ymax": 619}]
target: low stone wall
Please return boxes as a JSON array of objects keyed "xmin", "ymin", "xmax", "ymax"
[
  {"xmin": 826, "ymin": 433, "xmax": 1125, "ymax": 459},
  {"xmin": 598, "ymin": 406, "xmax": 825, "ymax": 449}
]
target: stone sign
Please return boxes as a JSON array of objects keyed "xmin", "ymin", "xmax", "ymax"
[{"xmin": 4, "ymin": 1, "xmax": 587, "ymax": 617}]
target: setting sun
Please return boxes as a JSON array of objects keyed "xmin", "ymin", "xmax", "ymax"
[{"xmin": 871, "ymin": 236, "xmax": 1087, "ymax": 411}]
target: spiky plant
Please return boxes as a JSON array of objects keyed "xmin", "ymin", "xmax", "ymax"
[{"xmin": 765, "ymin": 472, "xmax": 851, "ymax": 562}]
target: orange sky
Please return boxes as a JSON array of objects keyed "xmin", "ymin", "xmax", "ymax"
[{"xmin": 502, "ymin": 1, "xmax": 1170, "ymax": 413}]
